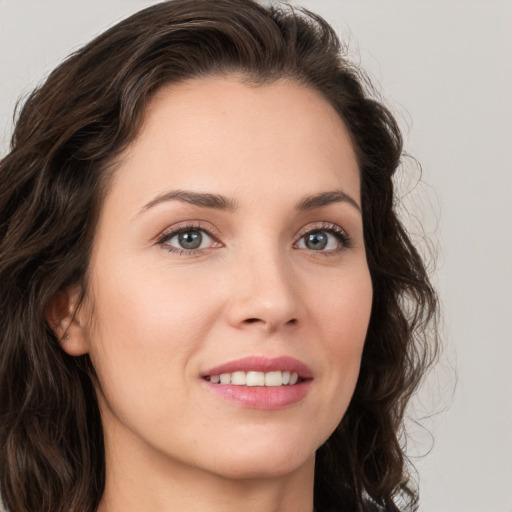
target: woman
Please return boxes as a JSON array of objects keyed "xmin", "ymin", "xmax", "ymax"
[{"xmin": 0, "ymin": 1, "xmax": 438, "ymax": 511}]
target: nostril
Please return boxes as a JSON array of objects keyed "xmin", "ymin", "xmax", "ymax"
[
  {"xmin": 244, "ymin": 318, "xmax": 261, "ymax": 324},
  {"xmin": 242, "ymin": 317, "xmax": 298, "ymax": 327},
  {"xmin": 240, "ymin": 317, "xmax": 299, "ymax": 332}
]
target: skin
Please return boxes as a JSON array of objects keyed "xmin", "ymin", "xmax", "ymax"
[{"xmin": 53, "ymin": 76, "xmax": 373, "ymax": 512}]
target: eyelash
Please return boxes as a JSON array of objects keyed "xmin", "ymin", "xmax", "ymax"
[
  {"xmin": 157, "ymin": 222, "xmax": 220, "ymax": 255},
  {"xmin": 156, "ymin": 221, "xmax": 352, "ymax": 256},
  {"xmin": 295, "ymin": 222, "xmax": 352, "ymax": 255}
]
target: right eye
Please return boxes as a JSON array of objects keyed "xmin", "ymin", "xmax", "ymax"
[{"xmin": 158, "ymin": 224, "xmax": 221, "ymax": 254}]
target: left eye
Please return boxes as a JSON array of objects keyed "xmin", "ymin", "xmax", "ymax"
[
  {"xmin": 296, "ymin": 230, "xmax": 343, "ymax": 251},
  {"xmin": 163, "ymin": 229, "xmax": 214, "ymax": 251}
]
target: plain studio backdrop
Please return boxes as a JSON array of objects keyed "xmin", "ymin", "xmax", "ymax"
[{"xmin": 1, "ymin": 1, "xmax": 511, "ymax": 511}]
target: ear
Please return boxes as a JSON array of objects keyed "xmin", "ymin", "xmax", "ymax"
[{"xmin": 45, "ymin": 285, "xmax": 90, "ymax": 356}]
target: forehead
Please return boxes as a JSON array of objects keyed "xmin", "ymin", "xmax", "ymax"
[{"xmin": 107, "ymin": 76, "xmax": 360, "ymax": 210}]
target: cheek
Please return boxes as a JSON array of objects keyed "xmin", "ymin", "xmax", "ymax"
[
  {"xmin": 83, "ymin": 261, "xmax": 223, "ymax": 413},
  {"xmin": 310, "ymin": 266, "xmax": 372, "ymax": 421},
  {"xmin": 87, "ymin": 254, "xmax": 221, "ymax": 341},
  {"xmin": 316, "ymin": 265, "xmax": 373, "ymax": 352}
]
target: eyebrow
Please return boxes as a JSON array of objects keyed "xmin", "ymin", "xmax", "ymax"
[
  {"xmin": 138, "ymin": 188, "xmax": 361, "ymax": 215},
  {"xmin": 139, "ymin": 190, "xmax": 238, "ymax": 214},
  {"xmin": 296, "ymin": 189, "xmax": 361, "ymax": 213}
]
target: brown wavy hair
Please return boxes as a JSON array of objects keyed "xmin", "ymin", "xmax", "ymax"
[{"xmin": 0, "ymin": 1, "xmax": 439, "ymax": 511}]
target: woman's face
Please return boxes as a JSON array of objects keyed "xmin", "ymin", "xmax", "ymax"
[{"xmin": 77, "ymin": 77, "xmax": 372, "ymax": 480}]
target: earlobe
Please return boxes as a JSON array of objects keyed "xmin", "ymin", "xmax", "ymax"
[{"xmin": 45, "ymin": 285, "xmax": 90, "ymax": 356}]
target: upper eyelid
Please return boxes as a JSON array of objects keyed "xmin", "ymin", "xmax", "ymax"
[
  {"xmin": 295, "ymin": 221, "xmax": 348, "ymax": 237},
  {"xmin": 155, "ymin": 221, "xmax": 221, "ymax": 243}
]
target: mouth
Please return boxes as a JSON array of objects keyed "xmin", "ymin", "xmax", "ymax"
[
  {"xmin": 204, "ymin": 370, "xmax": 303, "ymax": 387},
  {"xmin": 200, "ymin": 356, "xmax": 312, "ymax": 409}
]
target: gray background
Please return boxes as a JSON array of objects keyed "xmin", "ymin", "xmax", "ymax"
[{"xmin": 1, "ymin": 1, "xmax": 511, "ymax": 511}]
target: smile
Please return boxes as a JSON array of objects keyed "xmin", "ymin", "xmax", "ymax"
[
  {"xmin": 201, "ymin": 356, "xmax": 312, "ymax": 409},
  {"xmin": 205, "ymin": 370, "xmax": 300, "ymax": 387}
]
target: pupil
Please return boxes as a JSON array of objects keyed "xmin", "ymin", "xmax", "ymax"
[
  {"xmin": 306, "ymin": 231, "xmax": 327, "ymax": 250},
  {"xmin": 178, "ymin": 231, "xmax": 202, "ymax": 249}
]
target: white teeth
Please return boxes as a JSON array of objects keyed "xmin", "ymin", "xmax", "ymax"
[
  {"xmin": 207, "ymin": 371, "xmax": 300, "ymax": 387},
  {"xmin": 246, "ymin": 371, "xmax": 265, "ymax": 386},
  {"xmin": 265, "ymin": 371, "xmax": 283, "ymax": 387},
  {"xmin": 231, "ymin": 371, "xmax": 246, "ymax": 385}
]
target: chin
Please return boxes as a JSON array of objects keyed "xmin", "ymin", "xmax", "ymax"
[
  {"xmin": 210, "ymin": 450, "xmax": 315, "ymax": 481},
  {"xmin": 195, "ymin": 430, "xmax": 319, "ymax": 481}
]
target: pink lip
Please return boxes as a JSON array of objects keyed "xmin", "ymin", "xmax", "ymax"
[
  {"xmin": 201, "ymin": 355, "xmax": 313, "ymax": 379},
  {"xmin": 200, "ymin": 356, "xmax": 313, "ymax": 410}
]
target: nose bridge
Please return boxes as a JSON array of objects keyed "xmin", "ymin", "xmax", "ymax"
[{"xmin": 226, "ymin": 235, "xmax": 302, "ymax": 331}]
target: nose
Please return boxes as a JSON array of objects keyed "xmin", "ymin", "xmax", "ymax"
[{"xmin": 224, "ymin": 246, "xmax": 304, "ymax": 333}]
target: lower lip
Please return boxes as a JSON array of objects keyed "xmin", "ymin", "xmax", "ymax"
[{"xmin": 202, "ymin": 380, "xmax": 312, "ymax": 409}]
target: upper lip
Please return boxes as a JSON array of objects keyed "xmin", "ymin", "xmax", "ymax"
[{"xmin": 201, "ymin": 356, "xmax": 313, "ymax": 379}]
